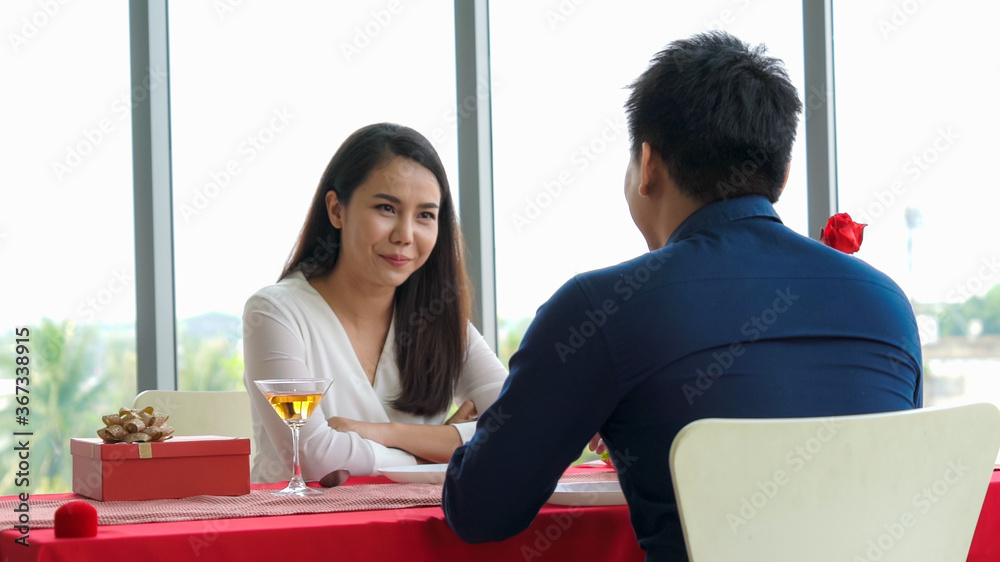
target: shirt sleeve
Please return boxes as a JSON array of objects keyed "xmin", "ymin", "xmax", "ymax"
[
  {"xmin": 243, "ymin": 293, "xmax": 416, "ymax": 479},
  {"xmin": 452, "ymin": 421, "xmax": 478, "ymax": 443},
  {"xmin": 442, "ymin": 279, "xmax": 620, "ymax": 543},
  {"xmin": 452, "ymin": 322, "xmax": 508, "ymax": 435}
]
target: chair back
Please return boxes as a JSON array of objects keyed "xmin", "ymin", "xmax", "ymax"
[
  {"xmin": 669, "ymin": 403, "xmax": 1000, "ymax": 561},
  {"xmin": 132, "ymin": 390, "xmax": 252, "ymax": 438}
]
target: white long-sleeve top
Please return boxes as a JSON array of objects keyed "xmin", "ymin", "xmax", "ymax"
[{"xmin": 242, "ymin": 271, "xmax": 508, "ymax": 482}]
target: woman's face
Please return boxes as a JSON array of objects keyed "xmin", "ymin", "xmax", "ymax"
[{"xmin": 326, "ymin": 156, "xmax": 442, "ymax": 290}]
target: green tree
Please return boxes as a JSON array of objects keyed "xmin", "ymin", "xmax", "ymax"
[
  {"xmin": 0, "ymin": 319, "xmax": 129, "ymax": 495},
  {"xmin": 933, "ymin": 284, "xmax": 1000, "ymax": 337},
  {"xmin": 979, "ymin": 286, "xmax": 1000, "ymax": 335},
  {"xmin": 177, "ymin": 331, "xmax": 244, "ymax": 391}
]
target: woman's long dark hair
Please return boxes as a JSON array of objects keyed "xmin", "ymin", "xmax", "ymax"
[{"xmin": 280, "ymin": 123, "xmax": 471, "ymax": 417}]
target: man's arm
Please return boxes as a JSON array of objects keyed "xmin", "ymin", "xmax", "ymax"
[{"xmin": 442, "ymin": 279, "xmax": 620, "ymax": 543}]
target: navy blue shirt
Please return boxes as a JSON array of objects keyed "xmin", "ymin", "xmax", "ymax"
[{"xmin": 443, "ymin": 195, "xmax": 922, "ymax": 561}]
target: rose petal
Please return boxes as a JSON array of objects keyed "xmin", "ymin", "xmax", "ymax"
[{"xmin": 821, "ymin": 213, "xmax": 867, "ymax": 254}]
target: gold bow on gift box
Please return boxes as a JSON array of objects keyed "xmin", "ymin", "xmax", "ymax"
[{"xmin": 97, "ymin": 406, "xmax": 175, "ymax": 443}]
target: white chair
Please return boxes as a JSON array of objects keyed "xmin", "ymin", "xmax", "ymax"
[
  {"xmin": 669, "ymin": 403, "xmax": 1000, "ymax": 562},
  {"xmin": 132, "ymin": 390, "xmax": 253, "ymax": 438}
]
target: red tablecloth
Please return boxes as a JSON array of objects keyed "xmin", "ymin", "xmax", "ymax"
[
  {"xmin": 0, "ymin": 468, "xmax": 645, "ymax": 562},
  {"xmin": 968, "ymin": 469, "xmax": 1000, "ymax": 561},
  {"xmin": 5, "ymin": 468, "xmax": 997, "ymax": 561}
]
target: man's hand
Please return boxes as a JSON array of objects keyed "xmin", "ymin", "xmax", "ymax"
[
  {"xmin": 588, "ymin": 433, "xmax": 607, "ymax": 455},
  {"xmin": 445, "ymin": 400, "xmax": 478, "ymax": 425}
]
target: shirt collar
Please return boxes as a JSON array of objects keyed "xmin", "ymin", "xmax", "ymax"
[{"xmin": 667, "ymin": 195, "xmax": 783, "ymax": 245}]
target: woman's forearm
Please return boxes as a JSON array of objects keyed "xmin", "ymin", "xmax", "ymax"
[
  {"xmin": 328, "ymin": 417, "xmax": 465, "ymax": 463},
  {"xmin": 381, "ymin": 422, "xmax": 464, "ymax": 463}
]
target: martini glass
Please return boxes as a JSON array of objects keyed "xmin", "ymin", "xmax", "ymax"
[{"xmin": 254, "ymin": 378, "xmax": 334, "ymax": 497}]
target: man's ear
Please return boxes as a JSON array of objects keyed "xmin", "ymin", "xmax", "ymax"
[
  {"xmin": 325, "ymin": 191, "xmax": 344, "ymax": 229},
  {"xmin": 638, "ymin": 142, "xmax": 661, "ymax": 197}
]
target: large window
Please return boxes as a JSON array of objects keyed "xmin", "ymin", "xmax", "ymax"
[
  {"xmin": 168, "ymin": 1, "xmax": 458, "ymax": 390},
  {"xmin": 833, "ymin": 1, "xmax": 1000, "ymax": 408},
  {"xmin": 489, "ymin": 0, "xmax": 806, "ymax": 363},
  {"xmin": 8, "ymin": 1, "xmax": 989, "ymax": 494},
  {"xmin": 0, "ymin": 1, "xmax": 135, "ymax": 494}
]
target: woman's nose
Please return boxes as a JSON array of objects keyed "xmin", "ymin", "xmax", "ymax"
[{"xmin": 390, "ymin": 218, "xmax": 413, "ymax": 244}]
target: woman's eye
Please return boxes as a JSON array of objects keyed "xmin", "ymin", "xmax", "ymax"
[
  {"xmin": 419, "ymin": 211, "xmax": 437, "ymax": 220},
  {"xmin": 377, "ymin": 204, "xmax": 395, "ymax": 213}
]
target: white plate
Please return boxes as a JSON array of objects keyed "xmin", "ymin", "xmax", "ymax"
[
  {"xmin": 577, "ymin": 459, "xmax": 613, "ymax": 468},
  {"xmin": 547, "ymin": 481, "xmax": 627, "ymax": 506},
  {"xmin": 378, "ymin": 464, "xmax": 449, "ymax": 484}
]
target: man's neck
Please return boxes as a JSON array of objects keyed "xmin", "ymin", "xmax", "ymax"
[{"xmin": 644, "ymin": 189, "xmax": 706, "ymax": 251}]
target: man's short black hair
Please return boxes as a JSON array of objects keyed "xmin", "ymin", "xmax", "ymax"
[{"xmin": 625, "ymin": 31, "xmax": 802, "ymax": 203}]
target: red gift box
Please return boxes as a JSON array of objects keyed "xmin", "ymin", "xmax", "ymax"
[{"xmin": 71, "ymin": 436, "xmax": 250, "ymax": 501}]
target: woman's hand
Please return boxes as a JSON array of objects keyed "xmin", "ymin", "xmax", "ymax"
[
  {"xmin": 329, "ymin": 416, "xmax": 394, "ymax": 446},
  {"xmin": 445, "ymin": 400, "xmax": 478, "ymax": 424}
]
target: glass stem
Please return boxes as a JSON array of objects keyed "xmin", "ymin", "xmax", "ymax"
[{"xmin": 289, "ymin": 424, "xmax": 305, "ymax": 490}]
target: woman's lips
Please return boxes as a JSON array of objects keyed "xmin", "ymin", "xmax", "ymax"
[{"xmin": 381, "ymin": 254, "xmax": 412, "ymax": 267}]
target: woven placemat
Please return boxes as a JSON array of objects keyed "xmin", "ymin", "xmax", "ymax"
[
  {"xmin": 560, "ymin": 472, "xmax": 617, "ymax": 483},
  {"xmin": 0, "ymin": 483, "xmax": 441, "ymax": 529},
  {"xmin": 0, "ymin": 472, "xmax": 617, "ymax": 529}
]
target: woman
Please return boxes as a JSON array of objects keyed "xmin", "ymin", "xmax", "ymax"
[{"xmin": 243, "ymin": 123, "xmax": 507, "ymax": 483}]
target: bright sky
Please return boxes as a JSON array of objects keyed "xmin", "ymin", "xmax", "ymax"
[{"xmin": 1, "ymin": 0, "xmax": 997, "ymax": 332}]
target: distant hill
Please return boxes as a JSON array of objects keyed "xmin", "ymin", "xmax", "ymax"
[
  {"xmin": 179, "ymin": 312, "xmax": 242, "ymax": 343},
  {"xmin": 0, "ymin": 313, "xmax": 244, "ymax": 344}
]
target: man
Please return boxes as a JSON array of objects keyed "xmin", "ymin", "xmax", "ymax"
[{"xmin": 442, "ymin": 31, "xmax": 921, "ymax": 561}]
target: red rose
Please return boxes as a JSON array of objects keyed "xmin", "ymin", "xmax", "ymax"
[{"xmin": 821, "ymin": 213, "xmax": 866, "ymax": 254}]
